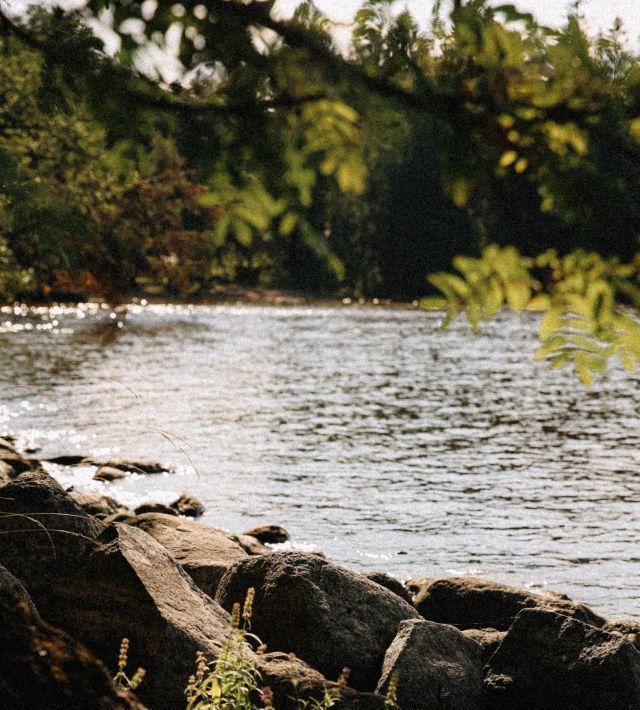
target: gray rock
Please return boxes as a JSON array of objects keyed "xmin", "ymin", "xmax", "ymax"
[
  {"xmin": 229, "ymin": 532, "xmax": 270, "ymax": 555},
  {"xmin": 45, "ymin": 455, "xmax": 90, "ymax": 466},
  {"xmin": 0, "ymin": 459, "xmax": 18, "ymax": 482},
  {"xmin": 0, "ymin": 472, "xmax": 227, "ymax": 709},
  {"xmin": 404, "ymin": 576, "xmax": 433, "ymax": 600},
  {"xmin": 0, "ymin": 563, "xmax": 143, "ymax": 710},
  {"xmin": 95, "ymin": 459, "xmax": 171, "ymax": 475},
  {"xmin": 242, "ymin": 524, "xmax": 289, "ymax": 544},
  {"xmin": 0, "ymin": 443, "xmax": 34, "ymax": 475},
  {"xmin": 0, "ymin": 474, "xmax": 380, "ymax": 708},
  {"xmin": 93, "ymin": 465, "xmax": 130, "ymax": 482},
  {"xmin": 134, "ymin": 501, "xmax": 177, "ymax": 516},
  {"xmin": 462, "ymin": 628, "xmax": 506, "ymax": 665},
  {"xmin": 0, "ymin": 468, "xmax": 105, "ymax": 573},
  {"xmin": 363, "ymin": 572, "xmax": 413, "ymax": 604},
  {"xmin": 414, "ymin": 577, "xmax": 605, "ymax": 631},
  {"xmin": 169, "ymin": 493, "xmax": 205, "ymax": 518},
  {"xmin": 69, "ymin": 491, "xmax": 129, "ymax": 519},
  {"xmin": 484, "ymin": 608, "xmax": 640, "ymax": 710},
  {"xmin": 376, "ymin": 619, "xmax": 484, "ymax": 710},
  {"xmin": 125, "ymin": 513, "xmax": 247, "ymax": 597},
  {"xmin": 215, "ymin": 551, "xmax": 420, "ymax": 691},
  {"xmin": 255, "ymin": 653, "xmax": 386, "ymax": 709},
  {"xmin": 11, "ymin": 522, "xmax": 233, "ymax": 710}
]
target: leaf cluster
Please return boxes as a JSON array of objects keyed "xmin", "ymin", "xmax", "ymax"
[{"xmin": 426, "ymin": 244, "xmax": 640, "ymax": 384}]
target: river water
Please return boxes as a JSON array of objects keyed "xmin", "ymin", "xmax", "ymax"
[{"xmin": 1, "ymin": 302, "xmax": 640, "ymax": 619}]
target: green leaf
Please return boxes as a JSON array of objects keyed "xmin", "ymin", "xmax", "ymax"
[
  {"xmin": 233, "ymin": 220, "xmax": 252, "ymax": 247},
  {"xmin": 575, "ymin": 364, "xmax": 593, "ymax": 387},
  {"xmin": 535, "ymin": 334, "xmax": 566, "ymax": 360},
  {"xmin": 504, "ymin": 280, "xmax": 531, "ymax": 310},
  {"xmin": 499, "ymin": 150, "xmax": 518, "ymax": 168},
  {"xmin": 279, "ymin": 212, "xmax": 298, "ymax": 236},
  {"xmin": 539, "ymin": 309, "xmax": 564, "ymax": 341}
]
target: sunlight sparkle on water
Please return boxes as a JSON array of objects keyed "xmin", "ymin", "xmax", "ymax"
[{"xmin": 2, "ymin": 303, "xmax": 640, "ymax": 618}]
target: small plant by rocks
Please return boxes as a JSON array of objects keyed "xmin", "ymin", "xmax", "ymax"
[
  {"xmin": 290, "ymin": 666, "xmax": 349, "ymax": 710},
  {"xmin": 185, "ymin": 588, "xmax": 342, "ymax": 709},
  {"xmin": 113, "ymin": 637, "xmax": 146, "ymax": 693},
  {"xmin": 111, "ymin": 591, "xmax": 398, "ymax": 709},
  {"xmin": 185, "ymin": 587, "xmax": 261, "ymax": 709},
  {"xmin": 384, "ymin": 671, "xmax": 399, "ymax": 709}
]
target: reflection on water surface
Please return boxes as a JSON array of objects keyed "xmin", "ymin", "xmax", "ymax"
[{"xmin": 2, "ymin": 303, "xmax": 640, "ymax": 618}]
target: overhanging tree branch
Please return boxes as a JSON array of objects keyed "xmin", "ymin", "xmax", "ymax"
[
  {"xmin": 0, "ymin": 5, "xmax": 327, "ymax": 118},
  {"xmin": 0, "ymin": 0, "xmax": 619, "ymax": 138},
  {"xmin": 0, "ymin": 0, "xmax": 464, "ymax": 123}
]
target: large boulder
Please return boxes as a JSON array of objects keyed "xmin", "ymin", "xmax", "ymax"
[
  {"xmin": 0, "ymin": 476, "xmax": 367, "ymax": 708},
  {"xmin": 0, "ymin": 476, "xmax": 230, "ymax": 709},
  {"xmin": 414, "ymin": 577, "xmax": 605, "ymax": 631},
  {"xmin": 0, "ymin": 563, "xmax": 143, "ymax": 710},
  {"xmin": 0, "ymin": 468, "xmax": 105, "ymax": 572},
  {"xmin": 17, "ymin": 523, "xmax": 233, "ymax": 709},
  {"xmin": 484, "ymin": 608, "xmax": 640, "ymax": 710},
  {"xmin": 376, "ymin": 619, "xmax": 484, "ymax": 710},
  {"xmin": 215, "ymin": 551, "xmax": 420, "ymax": 691},
  {"xmin": 0, "ymin": 473, "xmax": 386, "ymax": 708},
  {"xmin": 124, "ymin": 512, "xmax": 248, "ymax": 597}
]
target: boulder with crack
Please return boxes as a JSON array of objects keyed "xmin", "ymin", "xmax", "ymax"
[{"xmin": 215, "ymin": 551, "xmax": 420, "ymax": 692}]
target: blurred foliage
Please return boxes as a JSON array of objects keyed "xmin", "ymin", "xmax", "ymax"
[
  {"xmin": 1, "ymin": 0, "xmax": 640, "ymax": 380},
  {"xmin": 426, "ymin": 244, "xmax": 640, "ymax": 384},
  {"xmin": 0, "ymin": 33, "xmax": 219, "ymax": 300}
]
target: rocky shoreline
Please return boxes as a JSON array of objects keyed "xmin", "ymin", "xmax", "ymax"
[{"xmin": 2, "ymin": 436, "xmax": 640, "ymax": 709}]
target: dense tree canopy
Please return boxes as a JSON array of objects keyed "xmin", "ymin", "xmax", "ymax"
[{"xmin": 2, "ymin": 0, "xmax": 640, "ymax": 378}]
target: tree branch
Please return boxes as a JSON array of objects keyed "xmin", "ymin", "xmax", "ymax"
[
  {"xmin": 209, "ymin": 0, "xmax": 462, "ymax": 120},
  {"xmin": 0, "ymin": 0, "xmax": 611, "ymax": 135},
  {"xmin": 0, "ymin": 6, "xmax": 327, "ymax": 119}
]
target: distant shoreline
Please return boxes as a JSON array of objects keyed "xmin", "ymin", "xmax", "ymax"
[{"xmin": 2, "ymin": 284, "xmax": 424, "ymax": 310}]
